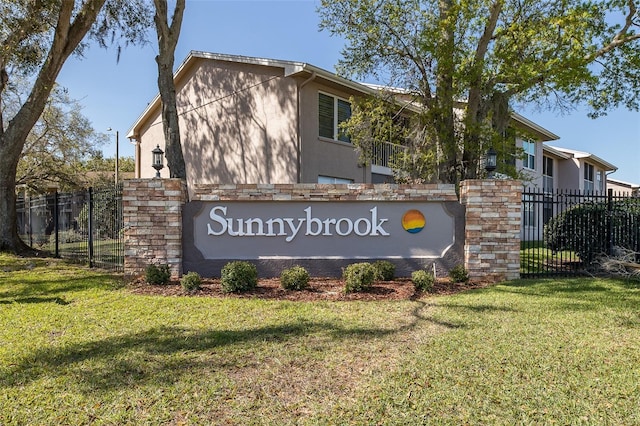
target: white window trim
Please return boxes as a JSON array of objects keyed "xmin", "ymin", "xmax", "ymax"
[
  {"xmin": 318, "ymin": 91, "xmax": 351, "ymax": 142},
  {"xmin": 584, "ymin": 163, "xmax": 595, "ymax": 192},
  {"xmin": 522, "ymin": 139, "xmax": 536, "ymax": 171}
]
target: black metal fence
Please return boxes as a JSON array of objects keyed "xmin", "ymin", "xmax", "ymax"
[
  {"xmin": 16, "ymin": 185, "xmax": 124, "ymax": 271},
  {"xmin": 521, "ymin": 188, "xmax": 640, "ymax": 277}
]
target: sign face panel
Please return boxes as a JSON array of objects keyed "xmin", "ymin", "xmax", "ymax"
[{"xmin": 192, "ymin": 201, "xmax": 455, "ymax": 260}]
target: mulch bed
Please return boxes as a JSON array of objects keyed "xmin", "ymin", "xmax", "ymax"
[{"xmin": 128, "ymin": 277, "xmax": 491, "ymax": 301}]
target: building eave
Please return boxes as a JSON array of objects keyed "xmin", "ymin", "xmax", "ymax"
[
  {"xmin": 608, "ymin": 178, "xmax": 640, "ymax": 189},
  {"xmin": 542, "ymin": 144, "xmax": 572, "ymax": 160},
  {"xmin": 547, "ymin": 146, "xmax": 618, "ymax": 172},
  {"xmin": 510, "ymin": 112, "xmax": 560, "ymax": 142}
]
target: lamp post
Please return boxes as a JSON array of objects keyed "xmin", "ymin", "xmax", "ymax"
[
  {"xmin": 485, "ymin": 147, "xmax": 497, "ymax": 179},
  {"xmin": 107, "ymin": 128, "xmax": 119, "ymax": 185},
  {"xmin": 152, "ymin": 145, "xmax": 164, "ymax": 178}
]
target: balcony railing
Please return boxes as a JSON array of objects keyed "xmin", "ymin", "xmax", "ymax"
[{"xmin": 371, "ymin": 141, "xmax": 407, "ymax": 168}]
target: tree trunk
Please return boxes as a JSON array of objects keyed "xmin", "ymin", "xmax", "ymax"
[
  {"xmin": 154, "ymin": 0, "xmax": 186, "ymax": 179},
  {"xmin": 0, "ymin": 142, "xmax": 29, "ymax": 252},
  {"xmin": 0, "ymin": 0, "xmax": 106, "ymax": 253},
  {"xmin": 435, "ymin": 0, "xmax": 458, "ymax": 184}
]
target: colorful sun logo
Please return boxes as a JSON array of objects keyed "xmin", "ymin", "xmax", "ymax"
[{"xmin": 401, "ymin": 209, "xmax": 425, "ymax": 234}]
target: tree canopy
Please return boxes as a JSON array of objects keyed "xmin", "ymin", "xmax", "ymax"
[
  {"xmin": 319, "ymin": 0, "xmax": 640, "ymax": 184},
  {"xmin": 0, "ymin": 0, "xmax": 152, "ymax": 252},
  {"xmin": 17, "ymin": 88, "xmax": 108, "ymax": 193}
]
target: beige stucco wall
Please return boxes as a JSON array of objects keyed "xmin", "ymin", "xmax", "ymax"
[
  {"xmin": 555, "ymin": 158, "xmax": 609, "ymax": 192},
  {"xmin": 134, "ymin": 58, "xmax": 369, "ymax": 192},
  {"xmin": 298, "ymin": 80, "xmax": 368, "ymax": 183},
  {"xmin": 136, "ymin": 58, "xmax": 300, "ymax": 193}
]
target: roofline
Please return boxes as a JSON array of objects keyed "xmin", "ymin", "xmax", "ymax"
[
  {"xmin": 608, "ymin": 178, "xmax": 640, "ymax": 188},
  {"xmin": 542, "ymin": 144, "xmax": 572, "ymax": 159},
  {"xmin": 127, "ymin": 51, "xmax": 383, "ymax": 139},
  {"xmin": 510, "ymin": 112, "xmax": 559, "ymax": 142},
  {"xmin": 127, "ymin": 51, "xmax": 560, "ymax": 142},
  {"xmin": 547, "ymin": 146, "xmax": 618, "ymax": 172}
]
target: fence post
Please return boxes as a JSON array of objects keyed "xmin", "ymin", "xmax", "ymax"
[
  {"xmin": 54, "ymin": 191, "xmax": 59, "ymax": 257},
  {"xmin": 27, "ymin": 194, "xmax": 33, "ymax": 247},
  {"xmin": 88, "ymin": 187, "xmax": 94, "ymax": 268},
  {"xmin": 607, "ymin": 188, "xmax": 614, "ymax": 256}
]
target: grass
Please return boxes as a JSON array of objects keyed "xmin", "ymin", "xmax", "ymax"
[
  {"xmin": 520, "ymin": 240, "xmax": 579, "ymax": 274},
  {"xmin": 1, "ymin": 254, "xmax": 639, "ymax": 424}
]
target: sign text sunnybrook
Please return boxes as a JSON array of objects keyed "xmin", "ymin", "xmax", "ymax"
[
  {"xmin": 193, "ymin": 201, "xmax": 455, "ymax": 260},
  {"xmin": 207, "ymin": 206, "xmax": 389, "ymax": 242}
]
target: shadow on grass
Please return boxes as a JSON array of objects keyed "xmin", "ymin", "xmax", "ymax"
[
  {"xmin": 435, "ymin": 303, "xmax": 519, "ymax": 313},
  {"xmin": 0, "ymin": 274, "xmax": 121, "ymax": 301},
  {"xmin": 0, "ymin": 296, "xmax": 69, "ymax": 305},
  {"xmin": 1, "ymin": 300, "xmax": 454, "ymax": 394}
]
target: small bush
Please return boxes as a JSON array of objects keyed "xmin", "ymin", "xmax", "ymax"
[
  {"xmin": 145, "ymin": 263, "xmax": 171, "ymax": 285},
  {"xmin": 280, "ymin": 266, "xmax": 310, "ymax": 290},
  {"xmin": 412, "ymin": 270, "xmax": 435, "ymax": 291},
  {"xmin": 221, "ymin": 261, "xmax": 258, "ymax": 293},
  {"xmin": 373, "ymin": 260, "xmax": 396, "ymax": 281},
  {"xmin": 49, "ymin": 229, "xmax": 84, "ymax": 245},
  {"xmin": 448, "ymin": 264, "xmax": 469, "ymax": 283},
  {"xmin": 343, "ymin": 262, "xmax": 376, "ymax": 293},
  {"xmin": 181, "ymin": 272, "xmax": 202, "ymax": 293}
]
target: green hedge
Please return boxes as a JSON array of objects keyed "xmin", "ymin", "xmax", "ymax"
[{"xmin": 544, "ymin": 199, "xmax": 640, "ymax": 264}]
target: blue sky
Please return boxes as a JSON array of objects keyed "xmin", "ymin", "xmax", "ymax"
[{"xmin": 57, "ymin": 0, "xmax": 639, "ymax": 183}]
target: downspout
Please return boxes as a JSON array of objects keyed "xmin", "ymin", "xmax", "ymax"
[
  {"xmin": 605, "ymin": 168, "xmax": 618, "ymax": 192},
  {"xmin": 296, "ymin": 71, "xmax": 316, "ymax": 183}
]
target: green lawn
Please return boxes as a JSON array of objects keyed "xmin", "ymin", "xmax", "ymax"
[
  {"xmin": 1, "ymin": 254, "xmax": 639, "ymax": 425},
  {"xmin": 520, "ymin": 240, "xmax": 579, "ymax": 274}
]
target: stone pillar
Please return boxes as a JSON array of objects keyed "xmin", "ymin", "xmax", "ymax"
[
  {"xmin": 460, "ymin": 179, "xmax": 522, "ymax": 282},
  {"xmin": 123, "ymin": 179, "xmax": 187, "ymax": 278}
]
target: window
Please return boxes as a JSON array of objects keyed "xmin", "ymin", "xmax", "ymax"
[
  {"xmin": 542, "ymin": 156, "xmax": 554, "ymax": 192},
  {"xmin": 318, "ymin": 92, "xmax": 351, "ymax": 143},
  {"xmin": 318, "ymin": 175, "xmax": 353, "ymax": 184},
  {"xmin": 596, "ymin": 170, "xmax": 603, "ymax": 192},
  {"xmin": 584, "ymin": 163, "xmax": 595, "ymax": 192},
  {"xmin": 523, "ymin": 140, "xmax": 535, "ymax": 170}
]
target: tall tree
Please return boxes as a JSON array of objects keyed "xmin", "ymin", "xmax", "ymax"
[
  {"xmin": 9, "ymin": 85, "xmax": 108, "ymax": 193},
  {"xmin": 153, "ymin": 0, "xmax": 186, "ymax": 179},
  {"xmin": 0, "ymin": 0, "xmax": 151, "ymax": 253},
  {"xmin": 319, "ymin": 0, "xmax": 640, "ymax": 184}
]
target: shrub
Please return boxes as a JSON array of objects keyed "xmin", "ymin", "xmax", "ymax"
[
  {"xmin": 220, "ymin": 261, "xmax": 258, "ymax": 293},
  {"xmin": 145, "ymin": 263, "xmax": 171, "ymax": 285},
  {"xmin": 181, "ymin": 271, "xmax": 202, "ymax": 293},
  {"xmin": 544, "ymin": 199, "xmax": 640, "ymax": 264},
  {"xmin": 373, "ymin": 260, "xmax": 396, "ymax": 281},
  {"xmin": 280, "ymin": 266, "xmax": 310, "ymax": 290},
  {"xmin": 49, "ymin": 229, "xmax": 84, "ymax": 245},
  {"xmin": 448, "ymin": 264, "xmax": 469, "ymax": 283},
  {"xmin": 343, "ymin": 262, "xmax": 376, "ymax": 293},
  {"xmin": 412, "ymin": 270, "xmax": 434, "ymax": 291},
  {"xmin": 77, "ymin": 186, "xmax": 123, "ymax": 238}
]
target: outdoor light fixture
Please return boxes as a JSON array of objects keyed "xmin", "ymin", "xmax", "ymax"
[
  {"xmin": 152, "ymin": 145, "xmax": 164, "ymax": 178},
  {"xmin": 485, "ymin": 147, "xmax": 497, "ymax": 178}
]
